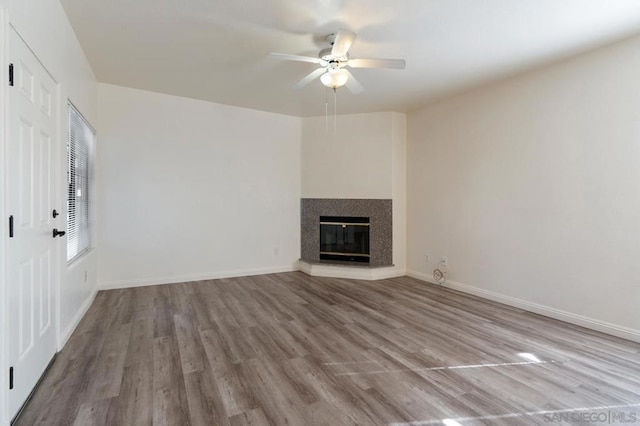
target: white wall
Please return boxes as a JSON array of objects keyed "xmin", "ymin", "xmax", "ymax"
[
  {"xmin": 407, "ymin": 34, "xmax": 640, "ymax": 341},
  {"xmin": 301, "ymin": 111, "xmax": 407, "ymax": 272},
  {"xmin": 97, "ymin": 84, "xmax": 301, "ymax": 287},
  {"xmin": 391, "ymin": 112, "xmax": 407, "ymax": 271},
  {"xmin": 301, "ymin": 112, "xmax": 395, "ymax": 199},
  {"xmin": 0, "ymin": 0, "xmax": 98, "ymax": 424}
]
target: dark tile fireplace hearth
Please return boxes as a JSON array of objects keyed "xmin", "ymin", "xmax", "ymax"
[{"xmin": 301, "ymin": 199, "xmax": 392, "ymax": 267}]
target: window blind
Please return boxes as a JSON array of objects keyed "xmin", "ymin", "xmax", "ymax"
[{"xmin": 67, "ymin": 103, "xmax": 94, "ymax": 262}]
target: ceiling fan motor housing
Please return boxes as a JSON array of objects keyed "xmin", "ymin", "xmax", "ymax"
[{"xmin": 319, "ymin": 48, "xmax": 348, "ymax": 69}]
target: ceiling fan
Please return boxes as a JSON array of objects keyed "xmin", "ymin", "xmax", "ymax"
[{"xmin": 269, "ymin": 29, "xmax": 406, "ymax": 93}]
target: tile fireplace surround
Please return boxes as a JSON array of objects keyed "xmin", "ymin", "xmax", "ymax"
[{"xmin": 301, "ymin": 198, "xmax": 393, "ymax": 267}]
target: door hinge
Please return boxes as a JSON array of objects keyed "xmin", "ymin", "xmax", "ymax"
[
  {"xmin": 9, "ymin": 367, "xmax": 13, "ymax": 390},
  {"xmin": 9, "ymin": 215, "xmax": 14, "ymax": 238},
  {"xmin": 9, "ymin": 63, "xmax": 14, "ymax": 87}
]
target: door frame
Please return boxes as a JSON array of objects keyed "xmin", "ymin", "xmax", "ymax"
[
  {"xmin": 0, "ymin": 12, "xmax": 64, "ymax": 425},
  {"xmin": 0, "ymin": 7, "xmax": 9, "ymax": 426}
]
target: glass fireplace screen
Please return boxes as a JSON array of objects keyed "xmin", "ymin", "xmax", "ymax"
[{"xmin": 319, "ymin": 216, "xmax": 370, "ymax": 263}]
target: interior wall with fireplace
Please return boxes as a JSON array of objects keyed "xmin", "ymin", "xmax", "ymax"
[
  {"xmin": 301, "ymin": 112, "xmax": 407, "ymax": 273},
  {"xmin": 98, "ymin": 87, "xmax": 407, "ymax": 288}
]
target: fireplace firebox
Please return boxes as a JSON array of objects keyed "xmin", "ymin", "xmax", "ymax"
[{"xmin": 319, "ymin": 216, "xmax": 370, "ymax": 263}]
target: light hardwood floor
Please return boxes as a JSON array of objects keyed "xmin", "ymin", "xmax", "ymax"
[{"xmin": 15, "ymin": 272, "xmax": 640, "ymax": 425}]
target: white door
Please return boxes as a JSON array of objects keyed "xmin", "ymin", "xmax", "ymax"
[{"xmin": 6, "ymin": 27, "xmax": 59, "ymax": 419}]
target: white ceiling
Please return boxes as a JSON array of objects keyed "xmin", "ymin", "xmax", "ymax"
[{"xmin": 60, "ymin": 0, "xmax": 640, "ymax": 117}]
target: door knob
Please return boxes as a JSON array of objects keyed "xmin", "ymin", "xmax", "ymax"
[{"xmin": 52, "ymin": 228, "xmax": 66, "ymax": 238}]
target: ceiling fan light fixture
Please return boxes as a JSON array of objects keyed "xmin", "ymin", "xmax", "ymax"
[{"xmin": 320, "ymin": 69, "xmax": 348, "ymax": 89}]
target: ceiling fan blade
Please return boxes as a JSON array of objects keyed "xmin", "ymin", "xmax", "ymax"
[
  {"xmin": 292, "ymin": 68, "xmax": 326, "ymax": 89},
  {"xmin": 344, "ymin": 70, "xmax": 364, "ymax": 94},
  {"xmin": 331, "ymin": 29, "xmax": 356, "ymax": 57},
  {"xmin": 269, "ymin": 53, "xmax": 323, "ymax": 64},
  {"xmin": 348, "ymin": 58, "xmax": 406, "ymax": 69}
]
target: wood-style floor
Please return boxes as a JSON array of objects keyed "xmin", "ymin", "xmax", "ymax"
[{"xmin": 15, "ymin": 272, "xmax": 640, "ymax": 425}]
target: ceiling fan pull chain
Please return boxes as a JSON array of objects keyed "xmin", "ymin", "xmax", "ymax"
[
  {"xmin": 325, "ymin": 88, "xmax": 329, "ymax": 134},
  {"xmin": 334, "ymin": 88, "xmax": 337, "ymax": 136}
]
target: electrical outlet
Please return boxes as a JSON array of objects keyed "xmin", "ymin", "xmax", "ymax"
[
  {"xmin": 425, "ymin": 253, "xmax": 431, "ymax": 263},
  {"xmin": 441, "ymin": 256, "xmax": 448, "ymax": 268}
]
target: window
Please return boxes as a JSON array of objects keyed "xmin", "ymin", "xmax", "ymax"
[{"xmin": 67, "ymin": 103, "xmax": 94, "ymax": 262}]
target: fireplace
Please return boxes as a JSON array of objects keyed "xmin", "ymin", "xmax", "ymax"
[
  {"xmin": 319, "ymin": 216, "xmax": 370, "ymax": 263},
  {"xmin": 301, "ymin": 198, "xmax": 392, "ymax": 267}
]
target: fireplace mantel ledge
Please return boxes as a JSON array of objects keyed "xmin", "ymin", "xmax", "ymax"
[{"xmin": 298, "ymin": 260, "xmax": 404, "ymax": 281}]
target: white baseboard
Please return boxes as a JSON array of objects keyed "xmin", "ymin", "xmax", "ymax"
[
  {"xmin": 299, "ymin": 260, "xmax": 405, "ymax": 280},
  {"xmin": 406, "ymin": 270, "xmax": 640, "ymax": 344},
  {"xmin": 58, "ymin": 288, "xmax": 98, "ymax": 350},
  {"xmin": 98, "ymin": 265, "xmax": 299, "ymax": 290}
]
